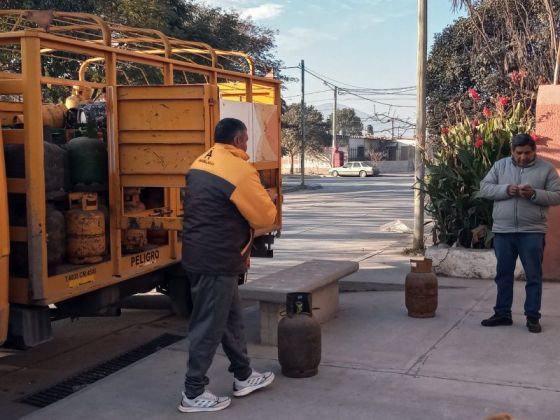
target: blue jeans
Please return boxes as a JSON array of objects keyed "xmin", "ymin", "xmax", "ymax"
[{"xmin": 493, "ymin": 233, "xmax": 545, "ymax": 320}]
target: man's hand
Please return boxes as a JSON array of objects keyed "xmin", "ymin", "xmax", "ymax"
[
  {"xmin": 267, "ymin": 189, "xmax": 278, "ymax": 203},
  {"xmin": 518, "ymin": 184, "xmax": 536, "ymax": 199},
  {"xmin": 507, "ymin": 184, "xmax": 519, "ymax": 197}
]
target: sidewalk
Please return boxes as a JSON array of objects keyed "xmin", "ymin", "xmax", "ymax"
[
  {"xmin": 22, "ymin": 243, "xmax": 560, "ymax": 420},
  {"xmin": 20, "ymin": 178, "xmax": 560, "ymax": 420}
]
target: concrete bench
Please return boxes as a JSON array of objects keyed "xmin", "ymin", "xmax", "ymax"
[{"xmin": 240, "ymin": 259, "xmax": 359, "ymax": 345}]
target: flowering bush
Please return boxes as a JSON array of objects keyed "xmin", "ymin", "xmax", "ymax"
[{"xmin": 422, "ymin": 89, "xmax": 535, "ymax": 248}]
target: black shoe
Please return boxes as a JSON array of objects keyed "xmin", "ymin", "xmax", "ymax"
[
  {"xmin": 526, "ymin": 318, "xmax": 542, "ymax": 333},
  {"xmin": 481, "ymin": 314, "xmax": 513, "ymax": 327}
]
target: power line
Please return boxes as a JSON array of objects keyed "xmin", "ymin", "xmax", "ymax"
[
  {"xmin": 301, "ymin": 68, "xmax": 417, "ymax": 109},
  {"xmin": 304, "ymin": 65, "xmax": 416, "ymax": 91},
  {"xmin": 337, "ymin": 86, "xmax": 417, "ymax": 109},
  {"xmin": 283, "ymin": 88, "xmax": 332, "ymax": 99}
]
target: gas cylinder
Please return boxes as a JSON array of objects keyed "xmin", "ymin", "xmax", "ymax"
[
  {"xmin": 147, "ymin": 228, "xmax": 168, "ymax": 246},
  {"xmin": 66, "ymin": 133, "xmax": 108, "ymax": 190},
  {"xmin": 46, "ymin": 202, "xmax": 66, "ymax": 266},
  {"xmin": 42, "ymin": 103, "xmax": 67, "ymax": 128},
  {"xmin": 405, "ymin": 258, "xmax": 438, "ymax": 318},
  {"xmin": 43, "ymin": 141, "xmax": 67, "ymax": 198},
  {"xmin": 13, "ymin": 103, "xmax": 66, "ymax": 128},
  {"xmin": 9, "ymin": 201, "xmax": 66, "ymax": 276},
  {"xmin": 122, "ymin": 188, "xmax": 147, "ymax": 254},
  {"xmin": 66, "ymin": 193, "xmax": 105, "ymax": 264},
  {"xmin": 4, "ymin": 141, "xmax": 67, "ymax": 198},
  {"xmin": 144, "ymin": 189, "xmax": 168, "ymax": 246},
  {"xmin": 278, "ymin": 292, "xmax": 321, "ymax": 378}
]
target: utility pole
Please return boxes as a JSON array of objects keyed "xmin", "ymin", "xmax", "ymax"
[
  {"xmin": 413, "ymin": 0, "xmax": 427, "ymax": 250},
  {"xmin": 300, "ymin": 59, "xmax": 306, "ymax": 187},
  {"xmin": 331, "ymin": 86, "xmax": 338, "ymax": 166}
]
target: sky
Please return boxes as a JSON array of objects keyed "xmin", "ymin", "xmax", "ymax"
[{"xmin": 202, "ymin": 0, "xmax": 464, "ymax": 138}]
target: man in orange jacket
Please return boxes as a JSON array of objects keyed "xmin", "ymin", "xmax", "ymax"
[{"xmin": 178, "ymin": 118, "xmax": 277, "ymax": 413}]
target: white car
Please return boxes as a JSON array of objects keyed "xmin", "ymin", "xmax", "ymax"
[{"xmin": 328, "ymin": 161, "xmax": 380, "ymax": 177}]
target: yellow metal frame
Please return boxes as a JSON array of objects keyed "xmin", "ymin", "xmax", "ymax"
[
  {"xmin": 0, "ymin": 10, "xmax": 283, "ymax": 306},
  {"xmin": 0, "ymin": 129, "xmax": 9, "ymax": 345}
]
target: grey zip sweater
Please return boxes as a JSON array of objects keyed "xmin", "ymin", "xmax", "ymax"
[{"xmin": 479, "ymin": 156, "xmax": 560, "ymax": 233}]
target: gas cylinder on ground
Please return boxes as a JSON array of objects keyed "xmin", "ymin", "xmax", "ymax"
[
  {"xmin": 66, "ymin": 193, "xmax": 105, "ymax": 264},
  {"xmin": 122, "ymin": 188, "xmax": 147, "ymax": 254},
  {"xmin": 405, "ymin": 258, "xmax": 438, "ymax": 318},
  {"xmin": 278, "ymin": 292, "xmax": 321, "ymax": 378}
]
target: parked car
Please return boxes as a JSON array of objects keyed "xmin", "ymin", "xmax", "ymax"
[{"xmin": 328, "ymin": 161, "xmax": 380, "ymax": 177}]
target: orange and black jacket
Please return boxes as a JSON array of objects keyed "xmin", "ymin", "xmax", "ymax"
[{"xmin": 181, "ymin": 143, "xmax": 277, "ymax": 275}]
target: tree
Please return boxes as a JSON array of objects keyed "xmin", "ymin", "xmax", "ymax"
[
  {"xmin": 281, "ymin": 104, "xmax": 330, "ymax": 174},
  {"xmin": 428, "ymin": 0, "xmax": 560, "ymax": 136},
  {"xmin": 326, "ymin": 107, "xmax": 363, "ymax": 138},
  {"xmin": 0, "ymin": 0, "xmax": 284, "ymax": 77}
]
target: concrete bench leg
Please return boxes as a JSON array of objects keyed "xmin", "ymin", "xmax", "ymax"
[{"xmin": 258, "ymin": 281, "xmax": 339, "ymax": 346}]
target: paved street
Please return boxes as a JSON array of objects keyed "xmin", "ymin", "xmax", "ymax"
[
  {"xmin": 4, "ymin": 174, "xmax": 560, "ymax": 420},
  {"xmin": 251, "ymin": 174, "xmax": 416, "ymax": 280}
]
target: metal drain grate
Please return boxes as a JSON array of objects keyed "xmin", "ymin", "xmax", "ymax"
[{"xmin": 21, "ymin": 333, "xmax": 184, "ymax": 407}]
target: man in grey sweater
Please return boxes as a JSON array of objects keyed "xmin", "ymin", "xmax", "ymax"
[{"xmin": 479, "ymin": 133, "xmax": 560, "ymax": 332}]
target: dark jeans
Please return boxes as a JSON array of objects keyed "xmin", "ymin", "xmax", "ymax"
[
  {"xmin": 493, "ymin": 233, "xmax": 545, "ymax": 320},
  {"xmin": 184, "ymin": 273, "xmax": 252, "ymax": 398}
]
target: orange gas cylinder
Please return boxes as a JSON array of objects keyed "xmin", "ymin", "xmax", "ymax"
[
  {"xmin": 42, "ymin": 103, "xmax": 67, "ymax": 128},
  {"xmin": 122, "ymin": 188, "xmax": 147, "ymax": 253},
  {"xmin": 66, "ymin": 193, "xmax": 105, "ymax": 264},
  {"xmin": 405, "ymin": 258, "xmax": 438, "ymax": 318},
  {"xmin": 14, "ymin": 103, "xmax": 66, "ymax": 128}
]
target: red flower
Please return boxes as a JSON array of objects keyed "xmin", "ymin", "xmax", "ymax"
[
  {"xmin": 482, "ymin": 107, "xmax": 492, "ymax": 118},
  {"xmin": 509, "ymin": 70, "xmax": 521, "ymax": 84},
  {"xmin": 470, "ymin": 119, "xmax": 480, "ymax": 129},
  {"xmin": 468, "ymin": 87, "xmax": 480, "ymax": 102},
  {"xmin": 530, "ymin": 132, "xmax": 540, "ymax": 142},
  {"xmin": 474, "ymin": 135, "xmax": 484, "ymax": 149},
  {"xmin": 440, "ymin": 127, "xmax": 449, "ymax": 135},
  {"xmin": 498, "ymin": 96, "xmax": 509, "ymax": 106}
]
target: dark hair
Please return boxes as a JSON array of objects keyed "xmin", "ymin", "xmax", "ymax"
[
  {"xmin": 511, "ymin": 133, "xmax": 536, "ymax": 150},
  {"xmin": 214, "ymin": 118, "xmax": 246, "ymax": 144}
]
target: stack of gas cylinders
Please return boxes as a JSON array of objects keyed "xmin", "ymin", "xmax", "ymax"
[{"xmin": 4, "ymin": 86, "xmax": 110, "ymax": 275}]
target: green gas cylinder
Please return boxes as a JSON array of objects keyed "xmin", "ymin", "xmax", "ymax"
[{"xmin": 67, "ymin": 130, "xmax": 108, "ymax": 190}]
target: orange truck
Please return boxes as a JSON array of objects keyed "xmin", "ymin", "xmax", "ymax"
[{"xmin": 0, "ymin": 10, "xmax": 282, "ymax": 348}]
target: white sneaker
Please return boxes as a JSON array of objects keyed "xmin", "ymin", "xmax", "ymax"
[
  {"xmin": 232, "ymin": 370, "xmax": 275, "ymax": 397},
  {"xmin": 177, "ymin": 390, "xmax": 231, "ymax": 413}
]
